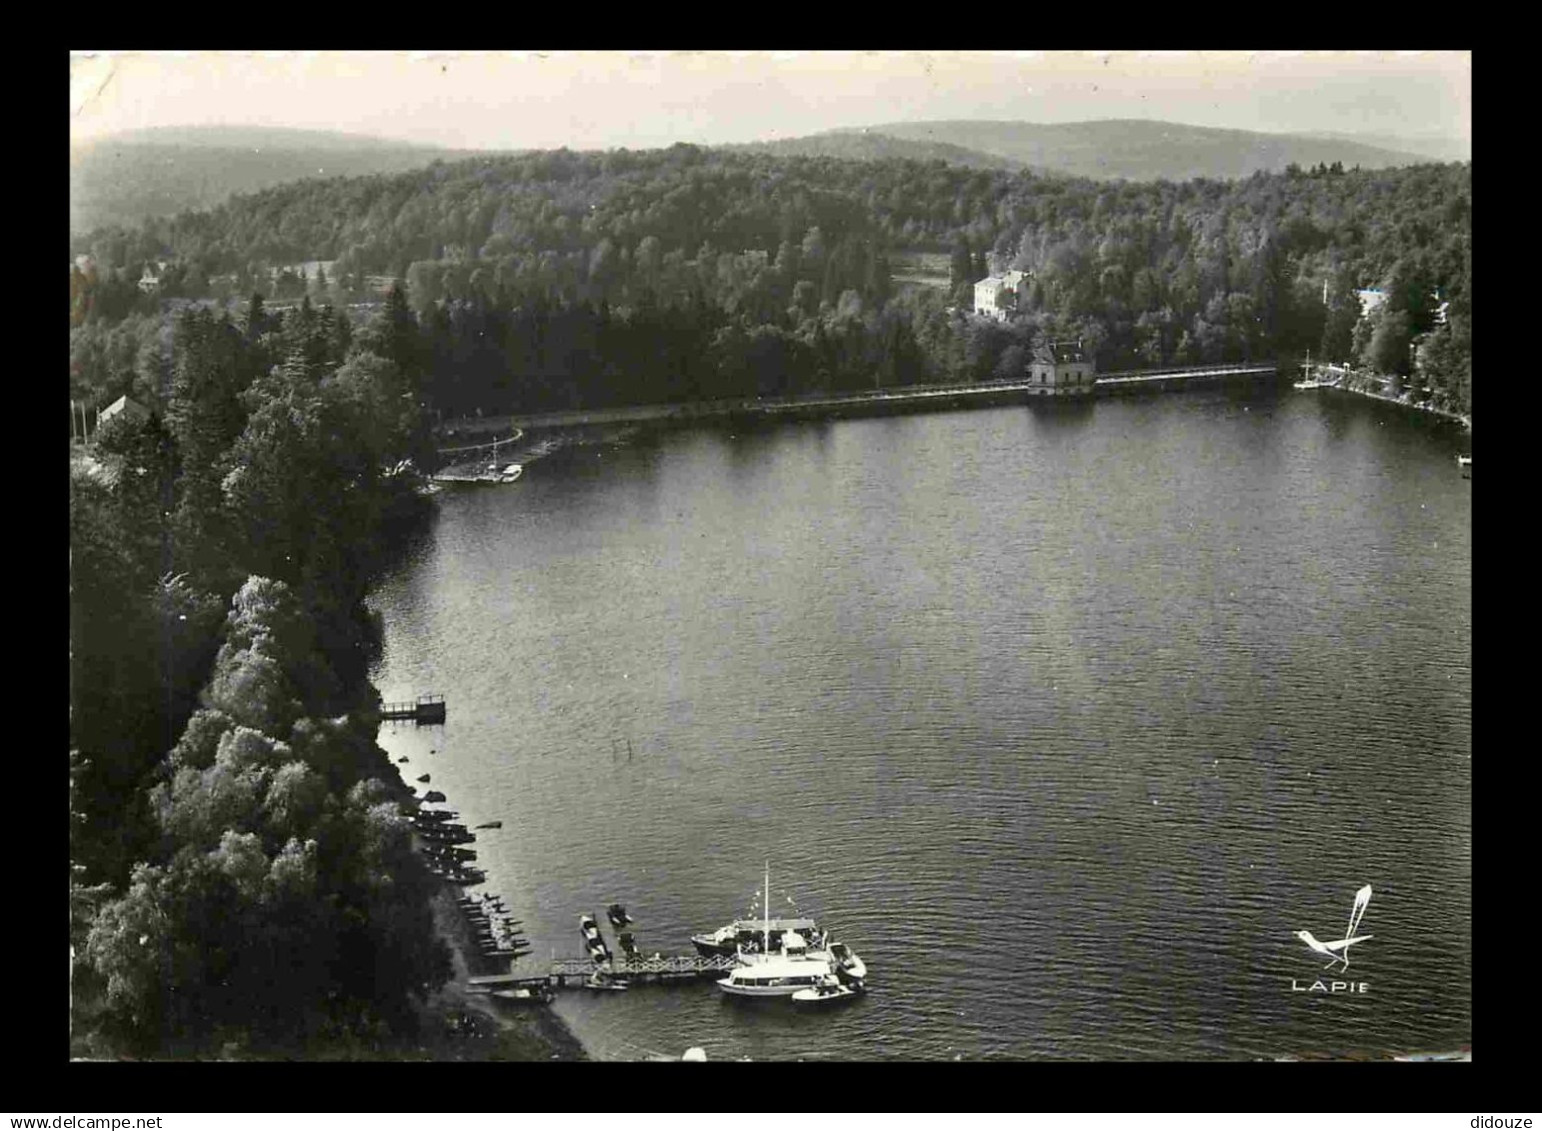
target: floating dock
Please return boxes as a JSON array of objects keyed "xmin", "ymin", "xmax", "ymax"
[{"xmin": 382, "ymin": 694, "xmax": 446, "ymax": 723}]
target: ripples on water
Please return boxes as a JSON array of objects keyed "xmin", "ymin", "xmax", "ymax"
[{"xmin": 371, "ymin": 385, "xmax": 1471, "ymax": 1061}]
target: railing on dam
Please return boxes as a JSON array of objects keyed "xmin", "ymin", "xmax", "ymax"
[{"xmin": 470, "ymin": 363, "xmax": 1280, "ymax": 432}]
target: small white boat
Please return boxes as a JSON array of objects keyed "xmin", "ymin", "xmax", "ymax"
[
  {"xmin": 792, "ymin": 974, "xmax": 863, "ymax": 1006},
  {"xmin": 501, "ymin": 463, "xmax": 523, "ymax": 483},
  {"xmin": 1456, "ymin": 455, "xmax": 1471, "ymax": 468},
  {"xmin": 828, "ymin": 941, "xmax": 867, "ymax": 980},
  {"xmin": 492, "ymin": 986, "xmax": 552, "ymax": 1004}
]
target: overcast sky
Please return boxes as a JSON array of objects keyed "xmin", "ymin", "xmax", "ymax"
[{"xmin": 70, "ymin": 51, "xmax": 1472, "ymax": 152}]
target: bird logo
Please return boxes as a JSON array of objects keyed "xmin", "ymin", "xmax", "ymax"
[{"xmin": 1295, "ymin": 884, "xmax": 1373, "ymax": 971}]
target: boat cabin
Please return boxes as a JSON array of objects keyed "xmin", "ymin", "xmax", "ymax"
[
  {"xmin": 727, "ymin": 917, "xmax": 818, "ymax": 949},
  {"xmin": 721, "ymin": 955, "xmax": 832, "ymax": 990}
]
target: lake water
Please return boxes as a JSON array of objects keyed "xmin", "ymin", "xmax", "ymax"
[{"xmin": 369, "ymin": 383, "xmax": 1471, "ymax": 1061}]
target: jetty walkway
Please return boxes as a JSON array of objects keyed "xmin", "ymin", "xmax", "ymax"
[{"xmin": 465, "ymin": 953, "xmax": 738, "ymax": 993}]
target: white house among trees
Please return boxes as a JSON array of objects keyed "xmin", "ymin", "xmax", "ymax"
[
  {"xmin": 1356, "ymin": 288, "xmax": 1388, "ymax": 319},
  {"xmin": 974, "ymin": 269, "xmax": 1029, "ymax": 321},
  {"xmin": 97, "ymin": 395, "xmax": 151, "ymax": 428}
]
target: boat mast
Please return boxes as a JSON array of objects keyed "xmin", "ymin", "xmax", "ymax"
[{"xmin": 763, "ymin": 860, "xmax": 770, "ymax": 955}]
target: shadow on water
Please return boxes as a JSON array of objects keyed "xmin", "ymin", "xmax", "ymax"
[{"xmin": 1025, "ymin": 395, "xmax": 1097, "ymax": 432}]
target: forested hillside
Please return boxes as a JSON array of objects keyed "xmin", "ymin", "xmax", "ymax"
[
  {"xmin": 71, "ymin": 145, "xmax": 1472, "ymax": 420},
  {"xmin": 70, "ymin": 292, "xmax": 452, "ymax": 1056}
]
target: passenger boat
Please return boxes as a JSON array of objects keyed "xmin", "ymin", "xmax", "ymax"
[
  {"xmin": 716, "ymin": 864, "xmax": 865, "ymax": 999},
  {"xmin": 718, "ymin": 953, "xmax": 839, "ymax": 998},
  {"xmin": 691, "ymin": 915, "xmax": 821, "ymax": 958},
  {"xmin": 693, "ymin": 913, "xmax": 866, "ymax": 978}
]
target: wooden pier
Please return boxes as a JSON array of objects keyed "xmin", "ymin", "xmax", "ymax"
[
  {"xmin": 382, "ymin": 694, "xmax": 446, "ymax": 723},
  {"xmin": 475, "ymin": 953, "xmax": 738, "ymax": 992}
]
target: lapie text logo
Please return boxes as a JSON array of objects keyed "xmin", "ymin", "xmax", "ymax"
[{"xmin": 1290, "ymin": 883, "xmax": 1373, "ymax": 994}]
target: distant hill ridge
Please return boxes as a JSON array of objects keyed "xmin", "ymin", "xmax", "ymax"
[
  {"xmin": 729, "ymin": 132, "xmax": 1020, "ymax": 171},
  {"xmin": 1294, "ymin": 130, "xmax": 1470, "ymax": 163},
  {"xmin": 71, "ymin": 124, "xmax": 456, "ymax": 154},
  {"xmin": 70, "ymin": 126, "xmax": 470, "ymax": 235},
  {"xmin": 816, "ymin": 119, "xmax": 1445, "ymax": 181},
  {"xmin": 69, "ymin": 119, "xmax": 1465, "ymax": 237}
]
